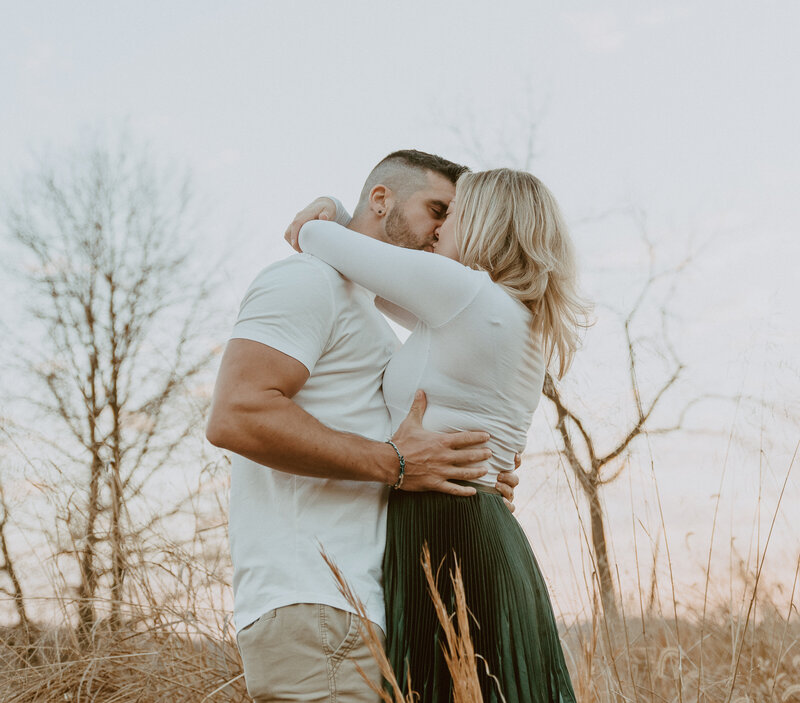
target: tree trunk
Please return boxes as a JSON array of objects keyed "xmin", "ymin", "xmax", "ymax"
[
  {"xmin": 0, "ymin": 504, "xmax": 31, "ymax": 633},
  {"xmin": 108, "ymin": 461, "xmax": 124, "ymax": 630},
  {"xmin": 107, "ymin": 286, "xmax": 125, "ymax": 631},
  {"xmin": 586, "ymin": 480, "xmax": 619, "ymax": 622},
  {"xmin": 77, "ymin": 450, "xmax": 102, "ymax": 636}
]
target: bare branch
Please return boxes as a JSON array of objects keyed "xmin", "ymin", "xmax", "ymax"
[
  {"xmin": 542, "ymin": 373, "xmax": 598, "ymax": 468},
  {"xmin": 596, "ymin": 363, "xmax": 683, "ymax": 469}
]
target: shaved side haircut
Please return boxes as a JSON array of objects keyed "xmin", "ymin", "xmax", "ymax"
[{"xmin": 354, "ymin": 149, "xmax": 469, "ymax": 215}]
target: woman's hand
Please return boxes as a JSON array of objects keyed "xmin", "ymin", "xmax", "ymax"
[
  {"xmin": 495, "ymin": 454, "xmax": 522, "ymax": 513},
  {"xmin": 284, "ymin": 197, "xmax": 338, "ymax": 252}
]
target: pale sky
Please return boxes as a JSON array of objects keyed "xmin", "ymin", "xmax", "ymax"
[{"xmin": 2, "ymin": 1, "xmax": 799, "ymax": 618}]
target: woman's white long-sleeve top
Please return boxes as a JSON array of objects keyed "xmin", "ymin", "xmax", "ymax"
[{"xmin": 298, "ymin": 219, "xmax": 545, "ymax": 487}]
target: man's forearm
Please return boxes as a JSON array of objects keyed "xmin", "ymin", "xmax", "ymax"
[{"xmin": 207, "ymin": 392, "xmax": 399, "ymax": 484}]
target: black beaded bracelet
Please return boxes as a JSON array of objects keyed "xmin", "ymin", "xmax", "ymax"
[{"xmin": 386, "ymin": 440, "xmax": 405, "ymax": 489}]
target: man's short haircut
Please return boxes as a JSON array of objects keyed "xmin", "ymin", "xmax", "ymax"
[{"xmin": 355, "ymin": 149, "xmax": 469, "ymax": 213}]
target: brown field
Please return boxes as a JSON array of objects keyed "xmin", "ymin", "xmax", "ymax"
[{"xmin": 1, "ymin": 549, "xmax": 798, "ymax": 702}]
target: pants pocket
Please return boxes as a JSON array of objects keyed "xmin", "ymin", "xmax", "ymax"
[
  {"xmin": 236, "ymin": 609, "xmax": 277, "ymax": 644},
  {"xmin": 237, "ymin": 605, "xmax": 328, "ymax": 701},
  {"xmin": 320, "ymin": 604, "xmax": 360, "ymax": 665}
]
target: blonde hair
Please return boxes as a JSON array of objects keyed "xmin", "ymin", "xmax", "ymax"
[{"xmin": 454, "ymin": 168, "xmax": 590, "ymax": 378}]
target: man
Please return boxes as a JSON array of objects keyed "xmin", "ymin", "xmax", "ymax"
[{"xmin": 206, "ymin": 150, "xmax": 517, "ymax": 702}]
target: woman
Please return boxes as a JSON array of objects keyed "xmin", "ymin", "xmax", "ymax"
[{"xmin": 292, "ymin": 169, "xmax": 585, "ymax": 702}]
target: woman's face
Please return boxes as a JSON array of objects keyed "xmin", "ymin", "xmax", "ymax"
[{"xmin": 432, "ymin": 200, "xmax": 460, "ymax": 261}]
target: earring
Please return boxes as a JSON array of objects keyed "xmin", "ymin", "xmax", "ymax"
[{"xmin": 377, "ymin": 209, "xmax": 384, "ymax": 215}]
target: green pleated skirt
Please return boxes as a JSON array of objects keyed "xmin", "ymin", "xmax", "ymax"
[{"xmin": 383, "ymin": 485, "xmax": 577, "ymax": 703}]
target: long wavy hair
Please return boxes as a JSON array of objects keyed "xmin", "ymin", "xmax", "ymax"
[{"xmin": 454, "ymin": 168, "xmax": 590, "ymax": 378}]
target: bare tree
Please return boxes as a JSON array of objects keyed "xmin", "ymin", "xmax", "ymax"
[
  {"xmin": 542, "ymin": 234, "xmax": 692, "ymax": 621},
  {"xmin": 4, "ymin": 133, "xmax": 219, "ymax": 634},
  {"xmin": 0, "ymin": 476, "xmax": 30, "ymax": 633}
]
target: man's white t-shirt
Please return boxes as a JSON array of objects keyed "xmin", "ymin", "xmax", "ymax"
[{"xmin": 228, "ymin": 253, "xmax": 399, "ymax": 633}]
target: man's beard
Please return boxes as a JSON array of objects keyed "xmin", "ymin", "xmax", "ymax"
[{"xmin": 384, "ymin": 205, "xmax": 427, "ymax": 250}]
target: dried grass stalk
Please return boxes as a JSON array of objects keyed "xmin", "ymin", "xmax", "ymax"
[
  {"xmin": 321, "ymin": 549, "xmax": 414, "ymax": 703},
  {"xmin": 419, "ymin": 544, "xmax": 489, "ymax": 703},
  {"xmin": 323, "ymin": 544, "xmax": 498, "ymax": 703}
]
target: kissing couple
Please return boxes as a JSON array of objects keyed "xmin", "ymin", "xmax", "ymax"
[{"xmin": 207, "ymin": 149, "xmax": 586, "ymax": 702}]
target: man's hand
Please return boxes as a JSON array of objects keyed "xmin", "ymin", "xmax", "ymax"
[
  {"xmin": 284, "ymin": 197, "xmax": 338, "ymax": 251},
  {"xmin": 495, "ymin": 454, "xmax": 522, "ymax": 513},
  {"xmin": 391, "ymin": 390, "xmax": 492, "ymax": 497}
]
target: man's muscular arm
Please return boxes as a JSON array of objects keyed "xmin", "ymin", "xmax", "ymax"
[{"xmin": 206, "ymin": 339, "xmax": 492, "ymax": 496}]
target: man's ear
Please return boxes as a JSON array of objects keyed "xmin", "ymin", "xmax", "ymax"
[{"xmin": 369, "ymin": 184, "xmax": 393, "ymax": 217}]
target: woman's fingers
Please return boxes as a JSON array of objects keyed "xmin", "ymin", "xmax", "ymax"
[
  {"xmin": 496, "ymin": 470, "xmax": 519, "ymax": 488},
  {"xmin": 495, "ymin": 479, "xmax": 513, "ymax": 501},
  {"xmin": 284, "ymin": 219, "xmax": 303, "ymax": 251},
  {"xmin": 283, "ymin": 197, "xmax": 337, "ymax": 251}
]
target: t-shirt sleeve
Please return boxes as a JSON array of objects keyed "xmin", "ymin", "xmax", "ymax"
[
  {"xmin": 230, "ymin": 256, "xmax": 336, "ymax": 374},
  {"xmin": 298, "ymin": 220, "xmax": 480, "ymax": 327}
]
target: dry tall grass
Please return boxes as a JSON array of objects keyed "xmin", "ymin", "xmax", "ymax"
[
  {"xmin": 323, "ymin": 545, "xmax": 489, "ymax": 703},
  {"xmin": 327, "ymin": 545, "xmax": 800, "ymax": 703},
  {"xmin": 1, "ymin": 535, "xmax": 798, "ymax": 702},
  {"xmin": 1, "ymin": 451, "xmax": 798, "ymax": 702},
  {"xmin": 0, "ymin": 599, "xmax": 246, "ymax": 702}
]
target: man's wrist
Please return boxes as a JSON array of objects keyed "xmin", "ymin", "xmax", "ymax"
[
  {"xmin": 377, "ymin": 441, "xmax": 402, "ymax": 485},
  {"xmin": 385, "ymin": 440, "xmax": 405, "ymax": 489}
]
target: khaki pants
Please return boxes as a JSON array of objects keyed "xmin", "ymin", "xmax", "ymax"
[{"xmin": 236, "ymin": 603, "xmax": 384, "ymax": 703}]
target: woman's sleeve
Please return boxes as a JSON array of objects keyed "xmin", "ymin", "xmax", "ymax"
[
  {"xmin": 331, "ymin": 197, "xmax": 352, "ymax": 226},
  {"xmin": 298, "ymin": 219, "xmax": 480, "ymax": 327},
  {"xmin": 374, "ymin": 297, "xmax": 419, "ymax": 330},
  {"xmin": 328, "ymin": 200, "xmax": 419, "ymax": 329}
]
